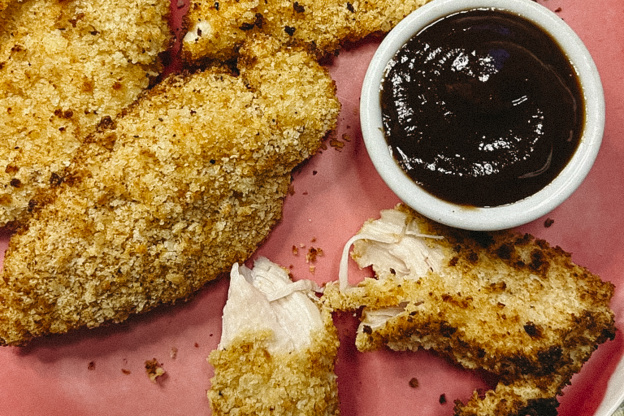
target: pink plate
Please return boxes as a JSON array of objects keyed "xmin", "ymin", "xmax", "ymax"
[{"xmin": 1, "ymin": 0, "xmax": 623, "ymax": 414}]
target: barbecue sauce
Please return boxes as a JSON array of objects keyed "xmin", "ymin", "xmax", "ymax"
[{"xmin": 380, "ymin": 9, "xmax": 584, "ymax": 207}]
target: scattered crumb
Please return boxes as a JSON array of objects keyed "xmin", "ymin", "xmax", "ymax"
[
  {"xmin": 329, "ymin": 132, "xmax": 352, "ymax": 151},
  {"xmin": 409, "ymin": 377, "xmax": 419, "ymax": 388},
  {"xmin": 122, "ymin": 368, "xmax": 132, "ymax": 375},
  {"xmin": 306, "ymin": 247, "xmax": 324, "ymax": 263},
  {"xmin": 309, "ymin": 265, "xmax": 316, "ymax": 274},
  {"xmin": 288, "ymin": 184, "xmax": 296, "ymax": 196},
  {"xmin": 312, "ymin": 170, "xmax": 318, "ymax": 175},
  {"xmin": 439, "ymin": 394, "xmax": 447, "ymax": 404},
  {"xmin": 145, "ymin": 358, "xmax": 165, "ymax": 383},
  {"xmin": 194, "ymin": 342, "xmax": 199, "ymax": 348},
  {"xmin": 176, "ymin": 0, "xmax": 185, "ymax": 8},
  {"xmin": 87, "ymin": 361, "xmax": 96, "ymax": 371},
  {"xmin": 170, "ymin": 347, "xmax": 178, "ymax": 359},
  {"xmin": 329, "ymin": 138, "xmax": 345, "ymax": 151},
  {"xmin": 554, "ymin": 7, "xmax": 562, "ymax": 12},
  {"xmin": 544, "ymin": 218, "xmax": 555, "ymax": 228},
  {"xmin": 292, "ymin": 245, "xmax": 299, "ymax": 255}
]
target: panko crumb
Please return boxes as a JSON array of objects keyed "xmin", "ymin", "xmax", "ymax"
[
  {"xmin": 306, "ymin": 247, "xmax": 323, "ymax": 263},
  {"xmin": 145, "ymin": 359, "xmax": 166, "ymax": 383},
  {"xmin": 329, "ymin": 133, "xmax": 352, "ymax": 151},
  {"xmin": 329, "ymin": 137, "xmax": 346, "ymax": 151},
  {"xmin": 170, "ymin": 347, "xmax": 178, "ymax": 359},
  {"xmin": 409, "ymin": 377, "xmax": 419, "ymax": 388}
]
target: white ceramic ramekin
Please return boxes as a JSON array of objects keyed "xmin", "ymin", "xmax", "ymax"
[{"xmin": 360, "ymin": 0, "xmax": 605, "ymax": 231}]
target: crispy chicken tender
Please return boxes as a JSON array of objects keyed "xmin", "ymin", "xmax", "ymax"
[
  {"xmin": 209, "ymin": 257, "xmax": 340, "ymax": 415},
  {"xmin": 324, "ymin": 204, "xmax": 616, "ymax": 416},
  {"xmin": 0, "ymin": 0, "xmax": 172, "ymax": 227},
  {"xmin": 0, "ymin": 35, "xmax": 340, "ymax": 345},
  {"xmin": 181, "ymin": 0, "xmax": 432, "ymax": 63}
]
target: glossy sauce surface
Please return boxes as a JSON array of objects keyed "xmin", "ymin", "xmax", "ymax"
[{"xmin": 381, "ymin": 9, "xmax": 584, "ymax": 207}]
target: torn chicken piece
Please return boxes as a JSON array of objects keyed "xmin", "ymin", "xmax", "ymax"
[
  {"xmin": 181, "ymin": 0, "xmax": 431, "ymax": 63},
  {"xmin": 0, "ymin": 0, "xmax": 172, "ymax": 227},
  {"xmin": 323, "ymin": 204, "xmax": 616, "ymax": 416},
  {"xmin": 0, "ymin": 34, "xmax": 340, "ymax": 345},
  {"xmin": 208, "ymin": 257, "xmax": 340, "ymax": 416}
]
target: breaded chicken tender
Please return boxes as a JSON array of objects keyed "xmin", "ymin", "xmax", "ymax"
[
  {"xmin": 208, "ymin": 257, "xmax": 340, "ymax": 416},
  {"xmin": 181, "ymin": 0, "xmax": 431, "ymax": 63},
  {"xmin": 324, "ymin": 205, "xmax": 616, "ymax": 416},
  {"xmin": 0, "ymin": 0, "xmax": 172, "ymax": 227},
  {"xmin": 0, "ymin": 35, "xmax": 340, "ymax": 345}
]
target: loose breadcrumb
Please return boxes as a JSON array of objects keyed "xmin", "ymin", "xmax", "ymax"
[
  {"xmin": 0, "ymin": 0, "xmax": 172, "ymax": 227},
  {"xmin": 145, "ymin": 358, "xmax": 165, "ymax": 383},
  {"xmin": 0, "ymin": 35, "xmax": 340, "ymax": 345},
  {"xmin": 306, "ymin": 246, "xmax": 323, "ymax": 263}
]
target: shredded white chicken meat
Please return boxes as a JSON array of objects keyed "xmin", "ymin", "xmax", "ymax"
[
  {"xmin": 220, "ymin": 257, "xmax": 323, "ymax": 353},
  {"xmin": 338, "ymin": 208, "xmax": 445, "ymax": 291}
]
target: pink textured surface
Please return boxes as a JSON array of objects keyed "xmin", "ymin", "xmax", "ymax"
[{"xmin": 0, "ymin": 0, "xmax": 622, "ymax": 414}]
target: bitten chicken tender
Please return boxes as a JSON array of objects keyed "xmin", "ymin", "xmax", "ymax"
[
  {"xmin": 208, "ymin": 257, "xmax": 340, "ymax": 415},
  {"xmin": 0, "ymin": 0, "xmax": 172, "ymax": 227},
  {"xmin": 324, "ymin": 204, "xmax": 616, "ymax": 416},
  {"xmin": 0, "ymin": 35, "xmax": 340, "ymax": 345},
  {"xmin": 181, "ymin": 0, "xmax": 431, "ymax": 63}
]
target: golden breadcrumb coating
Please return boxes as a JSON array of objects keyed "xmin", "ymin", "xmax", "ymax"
[
  {"xmin": 324, "ymin": 204, "xmax": 615, "ymax": 416},
  {"xmin": 0, "ymin": 0, "xmax": 172, "ymax": 227},
  {"xmin": 209, "ymin": 309, "xmax": 340, "ymax": 416},
  {"xmin": 0, "ymin": 35, "xmax": 340, "ymax": 345},
  {"xmin": 181, "ymin": 0, "xmax": 431, "ymax": 63}
]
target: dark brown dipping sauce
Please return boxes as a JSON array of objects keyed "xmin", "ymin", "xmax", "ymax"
[{"xmin": 381, "ymin": 8, "xmax": 584, "ymax": 207}]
